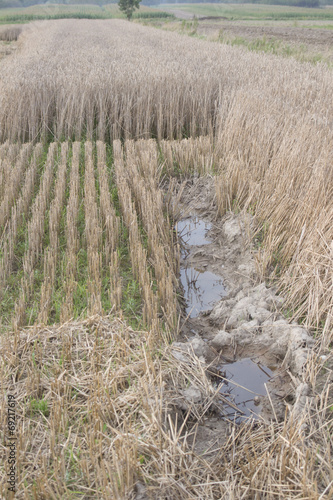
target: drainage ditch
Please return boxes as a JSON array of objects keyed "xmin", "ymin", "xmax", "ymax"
[{"xmin": 171, "ymin": 178, "xmax": 315, "ymax": 448}]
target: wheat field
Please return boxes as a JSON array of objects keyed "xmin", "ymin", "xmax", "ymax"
[
  {"xmin": 1, "ymin": 19, "xmax": 333, "ymax": 143},
  {"xmin": 0, "ymin": 18, "xmax": 332, "ymax": 499}
]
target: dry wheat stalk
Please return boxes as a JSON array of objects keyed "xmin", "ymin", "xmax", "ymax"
[
  {"xmin": 96, "ymin": 141, "xmax": 121, "ymax": 312},
  {"xmin": 60, "ymin": 142, "xmax": 80, "ymax": 322},
  {"xmin": 0, "ymin": 140, "xmax": 9, "ymax": 160},
  {"xmin": 38, "ymin": 143, "xmax": 68, "ymax": 324},
  {"xmin": 114, "ymin": 140, "xmax": 159, "ymax": 330},
  {"xmin": 124, "ymin": 140, "xmax": 179, "ymax": 331},
  {"xmin": 0, "ymin": 143, "xmax": 33, "ymax": 228},
  {"xmin": 214, "ymin": 93, "xmax": 333, "ymax": 340},
  {"xmin": 1, "ymin": 18, "xmax": 331, "ymax": 145},
  {"xmin": 0, "ymin": 144, "xmax": 43, "ymax": 290},
  {"xmin": 96, "ymin": 141, "xmax": 119, "ymax": 265},
  {"xmin": 13, "ymin": 143, "xmax": 57, "ymax": 328},
  {"xmin": 109, "ymin": 250, "xmax": 122, "ymax": 312},
  {"xmin": 84, "ymin": 141, "xmax": 102, "ymax": 315},
  {"xmin": 160, "ymin": 136, "xmax": 216, "ymax": 177},
  {"xmin": 0, "ymin": 144, "xmax": 20, "ymax": 203}
]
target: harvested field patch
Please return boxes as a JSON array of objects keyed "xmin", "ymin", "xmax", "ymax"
[
  {"xmin": 0, "ymin": 140, "xmax": 179, "ymax": 332},
  {"xmin": 209, "ymin": 22, "xmax": 333, "ymax": 47}
]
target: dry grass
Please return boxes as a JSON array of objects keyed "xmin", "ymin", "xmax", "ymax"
[
  {"xmin": 121, "ymin": 139, "xmax": 179, "ymax": 331},
  {"xmin": 14, "ymin": 143, "xmax": 57, "ymax": 329},
  {"xmin": 0, "ymin": 316, "xmax": 332, "ymax": 499},
  {"xmin": 84, "ymin": 141, "xmax": 102, "ymax": 315},
  {"xmin": 60, "ymin": 142, "xmax": 81, "ymax": 323},
  {"xmin": 0, "ymin": 144, "xmax": 43, "ymax": 290}
]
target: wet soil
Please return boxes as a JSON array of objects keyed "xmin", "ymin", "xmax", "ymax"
[
  {"xmin": 178, "ymin": 215, "xmax": 227, "ymax": 318},
  {"xmin": 171, "ymin": 177, "xmax": 315, "ymax": 456}
]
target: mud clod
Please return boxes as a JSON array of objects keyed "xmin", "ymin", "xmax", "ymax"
[{"xmin": 211, "ymin": 330, "xmax": 233, "ymax": 348}]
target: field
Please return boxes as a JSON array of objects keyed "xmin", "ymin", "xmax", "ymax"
[
  {"xmin": 0, "ymin": 3, "xmax": 172, "ymax": 23},
  {"xmin": 160, "ymin": 2, "xmax": 333, "ymax": 20},
  {"xmin": 0, "ymin": 15, "xmax": 332, "ymax": 500},
  {"xmin": 158, "ymin": 3, "xmax": 333, "ymax": 64}
]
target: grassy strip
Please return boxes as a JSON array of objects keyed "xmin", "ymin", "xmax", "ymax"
[
  {"xmin": 70, "ymin": 142, "xmax": 89, "ymax": 320},
  {"xmin": 1, "ymin": 13, "xmax": 112, "ymax": 23},
  {"xmin": 0, "ymin": 5, "xmax": 173, "ymax": 24},
  {"xmin": 133, "ymin": 11, "xmax": 173, "ymax": 19}
]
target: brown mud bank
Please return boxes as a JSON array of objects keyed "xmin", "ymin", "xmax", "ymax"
[{"xmin": 169, "ymin": 177, "xmax": 319, "ymax": 455}]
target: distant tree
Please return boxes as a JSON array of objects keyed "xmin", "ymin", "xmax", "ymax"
[{"xmin": 118, "ymin": 0, "xmax": 141, "ymax": 20}]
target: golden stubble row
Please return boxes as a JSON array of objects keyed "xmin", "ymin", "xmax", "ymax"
[
  {"xmin": 38, "ymin": 143, "xmax": 69, "ymax": 324},
  {"xmin": 96, "ymin": 141, "xmax": 122, "ymax": 311},
  {"xmin": 0, "ymin": 144, "xmax": 43, "ymax": 290},
  {"xmin": 0, "ymin": 143, "xmax": 33, "ymax": 228},
  {"xmin": 113, "ymin": 140, "xmax": 160, "ymax": 332},
  {"xmin": 83, "ymin": 141, "xmax": 121, "ymax": 317},
  {"xmin": 60, "ymin": 142, "xmax": 80, "ymax": 323},
  {"xmin": 84, "ymin": 141, "xmax": 102, "ymax": 315},
  {"xmin": 0, "ymin": 143, "xmax": 20, "ymax": 202},
  {"xmin": 14, "ymin": 143, "xmax": 57, "ymax": 328},
  {"xmin": 124, "ymin": 140, "xmax": 179, "ymax": 331},
  {"xmin": 1, "ymin": 140, "xmax": 126, "ymax": 326}
]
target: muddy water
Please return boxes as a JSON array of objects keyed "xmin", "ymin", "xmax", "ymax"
[
  {"xmin": 180, "ymin": 268, "xmax": 226, "ymax": 318},
  {"xmin": 178, "ymin": 215, "xmax": 275, "ymax": 420},
  {"xmin": 218, "ymin": 359, "xmax": 275, "ymax": 421},
  {"xmin": 177, "ymin": 217, "xmax": 212, "ymax": 247},
  {"xmin": 178, "ymin": 216, "xmax": 227, "ymax": 317}
]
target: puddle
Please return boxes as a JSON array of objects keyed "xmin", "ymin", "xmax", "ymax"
[
  {"xmin": 178, "ymin": 215, "xmax": 226, "ymax": 318},
  {"xmin": 217, "ymin": 358, "xmax": 275, "ymax": 421},
  {"xmin": 177, "ymin": 216, "xmax": 212, "ymax": 246},
  {"xmin": 177, "ymin": 215, "xmax": 275, "ymax": 419},
  {"xmin": 180, "ymin": 267, "xmax": 227, "ymax": 318}
]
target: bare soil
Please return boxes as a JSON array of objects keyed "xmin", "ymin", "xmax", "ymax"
[{"xmin": 200, "ymin": 22, "xmax": 333, "ymax": 49}]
